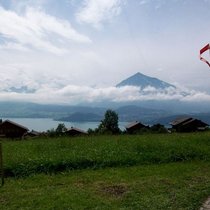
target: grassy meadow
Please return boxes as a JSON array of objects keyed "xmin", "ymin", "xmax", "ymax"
[{"xmin": 1, "ymin": 132, "xmax": 210, "ymax": 209}]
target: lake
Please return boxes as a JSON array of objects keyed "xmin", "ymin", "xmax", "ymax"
[{"xmin": 2, "ymin": 118, "xmax": 128, "ymax": 132}]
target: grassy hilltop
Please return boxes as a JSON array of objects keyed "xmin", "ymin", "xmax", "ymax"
[{"xmin": 1, "ymin": 132, "xmax": 210, "ymax": 209}]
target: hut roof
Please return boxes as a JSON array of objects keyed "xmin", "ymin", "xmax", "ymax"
[
  {"xmin": 0, "ymin": 120, "xmax": 29, "ymax": 131},
  {"xmin": 170, "ymin": 117, "xmax": 192, "ymax": 126},
  {"xmin": 170, "ymin": 117, "xmax": 209, "ymax": 128},
  {"xmin": 66, "ymin": 127, "xmax": 87, "ymax": 134},
  {"xmin": 125, "ymin": 121, "xmax": 145, "ymax": 129},
  {"xmin": 28, "ymin": 130, "xmax": 41, "ymax": 136},
  {"xmin": 182, "ymin": 118, "xmax": 209, "ymax": 127}
]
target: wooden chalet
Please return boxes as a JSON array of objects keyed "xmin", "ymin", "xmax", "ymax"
[
  {"xmin": 0, "ymin": 120, "xmax": 29, "ymax": 138},
  {"xmin": 24, "ymin": 130, "xmax": 41, "ymax": 138},
  {"xmin": 170, "ymin": 117, "xmax": 209, "ymax": 132},
  {"xmin": 65, "ymin": 127, "xmax": 87, "ymax": 136},
  {"xmin": 125, "ymin": 121, "xmax": 148, "ymax": 134}
]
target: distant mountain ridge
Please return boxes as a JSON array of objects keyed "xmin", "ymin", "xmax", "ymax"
[
  {"xmin": 57, "ymin": 112, "xmax": 103, "ymax": 122},
  {"xmin": 0, "ymin": 102, "xmax": 210, "ymax": 125},
  {"xmin": 116, "ymin": 72, "xmax": 176, "ymax": 89}
]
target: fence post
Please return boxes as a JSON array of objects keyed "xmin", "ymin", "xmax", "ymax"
[{"xmin": 0, "ymin": 142, "xmax": 4, "ymax": 186}]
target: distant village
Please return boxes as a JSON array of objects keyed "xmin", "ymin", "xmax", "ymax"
[{"xmin": 0, "ymin": 115, "xmax": 209, "ymax": 139}]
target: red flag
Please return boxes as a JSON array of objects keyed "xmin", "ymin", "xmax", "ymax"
[{"xmin": 200, "ymin": 44, "xmax": 210, "ymax": 67}]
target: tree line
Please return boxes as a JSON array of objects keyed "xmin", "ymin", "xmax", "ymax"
[{"xmin": 47, "ymin": 109, "xmax": 168, "ymax": 137}]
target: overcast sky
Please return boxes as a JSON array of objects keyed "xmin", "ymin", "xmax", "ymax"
[{"xmin": 1, "ymin": 0, "xmax": 210, "ymax": 104}]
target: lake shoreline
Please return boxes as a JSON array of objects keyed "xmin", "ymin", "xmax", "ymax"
[{"xmin": 1, "ymin": 118, "xmax": 128, "ymax": 132}]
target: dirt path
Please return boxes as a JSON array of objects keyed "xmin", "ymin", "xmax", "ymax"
[{"xmin": 200, "ymin": 197, "xmax": 210, "ymax": 210}]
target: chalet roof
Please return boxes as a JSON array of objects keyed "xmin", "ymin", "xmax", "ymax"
[
  {"xmin": 66, "ymin": 127, "xmax": 87, "ymax": 134},
  {"xmin": 170, "ymin": 117, "xmax": 209, "ymax": 127},
  {"xmin": 28, "ymin": 130, "xmax": 41, "ymax": 136},
  {"xmin": 182, "ymin": 118, "xmax": 209, "ymax": 127},
  {"xmin": 125, "ymin": 121, "xmax": 145, "ymax": 129},
  {"xmin": 0, "ymin": 120, "xmax": 29, "ymax": 131},
  {"xmin": 170, "ymin": 117, "xmax": 192, "ymax": 126}
]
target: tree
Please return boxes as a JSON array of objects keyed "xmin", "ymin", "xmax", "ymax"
[
  {"xmin": 55, "ymin": 123, "xmax": 67, "ymax": 134},
  {"xmin": 98, "ymin": 109, "xmax": 120, "ymax": 134}
]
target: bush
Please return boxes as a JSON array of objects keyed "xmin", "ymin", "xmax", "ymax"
[
  {"xmin": 150, "ymin": 124, "xmax": 168, "ymax": 133},
  {"xmin": 46, "ymin": 123, "xmax": 67, "ymax": 137}
]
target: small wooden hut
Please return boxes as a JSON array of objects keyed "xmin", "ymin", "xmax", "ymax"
[
  {"xmin": 0, "ymin": 120, "xmax": 29, "ymax": 138},
  {"xmin": 65, "ymin": 127, "xmax": 87, "ymax": 136},
  {"xmin": 125, "ymin": 121, "xmax": 148, "ymax": 134},
  {"xmin": 170, "ymin": 117, "xmax": 209, "ymax": 132}
]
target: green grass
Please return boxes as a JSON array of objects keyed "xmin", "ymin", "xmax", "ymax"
[
  {"xmin": 2, "ymin": 132, "xmax": 210, "ymax": 177},
  {"xmin": 1, "ymin": 132, "xmax": 210, "ymax": 209},
  {"xmin": 1, "ymin": 162, "xmax": 210, "ymax": 209}
]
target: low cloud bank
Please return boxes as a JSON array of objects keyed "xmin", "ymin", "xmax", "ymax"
[{"xmin": 0, "ymin": 83, "xmax": 210, "ymax": 105}]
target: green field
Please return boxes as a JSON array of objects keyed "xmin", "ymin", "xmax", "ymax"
[{"xmin": 1, "ymin": 132, "xmax": 210, "ymax": 209}]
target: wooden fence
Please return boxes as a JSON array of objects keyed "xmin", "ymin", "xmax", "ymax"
[{"xmin": 0, "ymin": 142, "xmax": 4, "ymax": 186}]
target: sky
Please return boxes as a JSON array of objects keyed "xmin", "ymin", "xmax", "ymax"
[{"xmin": 1, "ymin": 0, "xmax": 210, "ymax": 104}]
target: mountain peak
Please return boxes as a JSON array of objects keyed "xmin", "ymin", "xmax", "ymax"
[
  {"xmin": 116, "ymin": 72, "xmax": 176, "ymax": 89},
  {"xmin": 132, "ymin": 72, "xmax": 146, "ymax": 77}
]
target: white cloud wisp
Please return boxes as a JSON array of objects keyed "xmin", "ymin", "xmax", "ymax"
[
  {"xmin": 0, "ymin": 6, "xmax": 91, "ymax": 54},
  {"xmin": 76, "ymin": 0, "xmax": 125, "ymax": 28}
]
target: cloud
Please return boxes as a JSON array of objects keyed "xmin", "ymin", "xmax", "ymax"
[
  {"xmin": 76, "ymin": 0, "xmax": 125, "ymax": 28},
  {"xmin": 1, "ymin": 80, "xmax": 210, "ymax": 104},
  {"xmin": 9, "ymin": 0, "xmax": 47, "ymax": 12},
  {"xmin": 0, "ymin": 6, "xmax": 91, "ymax": 54},
  {"xmin": 138, "ymin": 0, "xmax": 150, "ymax": 5},
  {"xmin": 1, "ymin": 0, "xmax": 210, "ymax": 96}
]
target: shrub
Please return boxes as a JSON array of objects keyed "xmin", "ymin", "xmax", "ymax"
[{"xmin": 150, "ymin": 124, "xmax": 168, "ymax": 133}]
